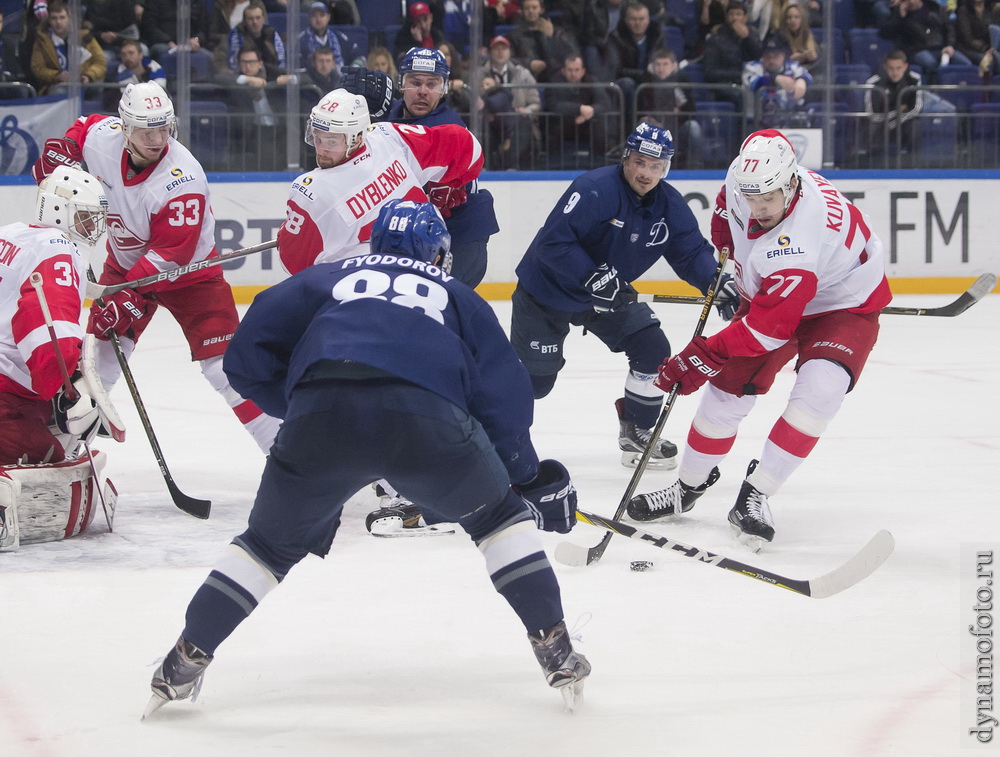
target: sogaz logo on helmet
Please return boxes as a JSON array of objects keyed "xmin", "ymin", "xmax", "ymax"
[
  {"xmin": 764, "ymin": 234, "xmax": 805, "ymax": 259},
  {"xmin": 411, "ymin": 56, "xmax": 436, "ymax": 72},
  {"xmin": 638, "ymin": 140, "xmax": 662, "ymax": 158}
]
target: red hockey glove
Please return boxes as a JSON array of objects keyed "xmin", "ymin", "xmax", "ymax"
[
  {"xmin": 31, "ymin": 138, "xmax": 82, "ymax": 184},
  {"xmin": 710, "ymin": 186, "xmax": 733, "ymax": 253},
  {"xmin": 88, "ymin": 290, "xmax": 149, "ymax": 340},
  {"xmin": 654, "ymin": 337, "xmax": 726, "ymax": 395},
  {"xmin": 426, "ymin": 182, "xmax": 467, "ymax": 218}
]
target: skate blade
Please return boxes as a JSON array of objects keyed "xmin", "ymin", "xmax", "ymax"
[
  {"xmin": 141, "ymin": 694, "xmax": 168, "ymax": 721},
  {"xmin": 369, "ymin": 519, "xmax": 456, "ymax": 538},
  {"xmin": 558, "ymin": 680, "xmax": 586, "ymax": 713},
  {"xmin": 620, "ymin": 451, "xmax": 677, "ymax": 471},
  {"xmin": 731, "ymin": 524, "xmax": 769, "ymax": 554}
]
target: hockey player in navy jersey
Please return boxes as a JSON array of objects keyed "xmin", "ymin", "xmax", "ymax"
[
  {"xmin": 511, "ymin": 122, "xmax": 739, "ymax": 470},
  {"xmin": 144, "ymin": 200, "xmax": 591, "ymax": 717}
]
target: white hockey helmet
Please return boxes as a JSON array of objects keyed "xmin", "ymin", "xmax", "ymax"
[
  {"xmin": 733, "ymin": 129, "xmax": 799, "ymax": 209},
  {"xmin": 35, "ymin": 166, "xmax": 109, "ymax": 245},
  {"xmin": 118, "ymin": 81, "xmax": 177, "ymax": 142},
  {"xmin": 305, "ymin": 89, "xmax": 371, "ymax": 157}
]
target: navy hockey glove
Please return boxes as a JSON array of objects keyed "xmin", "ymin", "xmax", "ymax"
[
  {"xmin": 715, "ymin": 274, "xmax": 740, "ymax": 321},
  {"xmin": 513, "ymin": 459, "xmax": 577, "ymax": 534},
  {"xmin": 583, "ymin": 264, "xmax": 636, "ymax": 313},
  {"xmin": 339, "ymin": 66, "xmax": 397, "ymax": 119}
]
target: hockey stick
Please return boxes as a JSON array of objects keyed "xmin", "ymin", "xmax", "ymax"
[
  {"xmin": 568, "ymin": 509, "xmax": 894, "ymax": 598},
  {"xmin": 85, "ymin": 239, "xmax": 278, "ymax": 301},
  {"xmin": 636, "ymin": 272, "xmax": 998, "ymax": 317},
  {"xmin": 554, "ymin": 249, "xmax": 732, "ymax": 568},
  {"xmin": 28, "ymin": 272, "xmax": 114, "ymax": 530},
  {"xmin": 87, "ymin": 267, "xmax": 212, "ymax": 519}
]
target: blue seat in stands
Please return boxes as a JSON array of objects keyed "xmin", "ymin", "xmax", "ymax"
[
  {"xmin": 848, "ymin": 28, "xmax": 890, "ymax": 74},
  {"xmin": 834, "ymin": 63, "xmax": 873, "ymax": 112},
  {"xmin": 810, "ymin": 27, "xmax": 845, "ymax": 65},
  {"xmin": 915, "ymin": 113, "xmax": 958, "ymax": 167},
  {"xmin": 970, "ymin": 102, "xmax": 1000, "ymax": 166},
  {"xmin": 188, "ymin": 102, "xmax": 230, "ymax": 173},
  {"xmin": 268, "ymin": 12, "xmax": 307, "ymax": 37},
  {"xmin": 663, "ymin": 25, "xmax": 685, "ymax": 62},
  {"xmin": 382, "ymin": 24, "xmax": 402, "ymax": 49},
  {"xmin": 332, "ymin": 25, "xmax": 370, "ymax": 61},
  {"xmin": 694, "ymin": 100, "xmax": 738, "ymax": 167},
  {"xmin": 936, "ymin": 65, "xmax": 985, "ymax": 111},
  {"xmin": 158, "ymin": 50, "xmax": 215, "ymax": 82}
]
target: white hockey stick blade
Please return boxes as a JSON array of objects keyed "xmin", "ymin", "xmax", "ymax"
[
  {"xmin": 554, "ymin": 540, "xmax": 591, "ymax": 567},
  {"xmin": 805, "ymin": 529, "xmax": 896, "ymax": 599}
]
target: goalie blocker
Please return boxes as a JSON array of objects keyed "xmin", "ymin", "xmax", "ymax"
[{"xmin": 0, "ymin": 451, "xmax": 118, "ymax": 551}]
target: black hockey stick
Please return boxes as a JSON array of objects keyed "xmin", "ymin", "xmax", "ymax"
[
  {"xmin": 554, "ymin": 248, "xmax": 732, "ymax": 568},
  {"xmin": 88, "ymin": 268, "xmax": 211, "ymax": 519},
  {"xmin": 563, "ymin": 509, "xmax": 895, "ymax": 598},
  {"xmin": 636, "ymin": 272, "xmax": 997, "ymax": 317},
  {"xmin": 85, "ymin": 239, "xmax": 278, "ymax": 301}
]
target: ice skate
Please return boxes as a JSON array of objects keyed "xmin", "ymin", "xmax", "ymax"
[
  {"xmin": 529, "ymin": 620, "xmax": 591, "ymax": 712},
  {"xmin": 366, "ymin": 484, "xmax": 455, "ymax": 537},
  {"xmin": 727, "ymin": 460, "xmax": 775, "ymax": 553},
  {"xmin": 615, "ymin": 398, "xmax": 677, "ymax": 470},
  {"xmin": 627, "ymin": 467, "xmax": 720, "ymax": 522},
  {"xmin": 143, "ymin": 637, "xmax": 213, "ymax": 720}
]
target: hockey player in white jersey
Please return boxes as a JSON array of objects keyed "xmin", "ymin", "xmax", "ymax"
[
  {"xmin": 0, "ymin": 166, "xmax": 120, "ymax": 551},
  {"xmin": 628, "ymin": 129, "xmax": 892, "ymax": 551},
  {"xmin": 30, "ymin": 82, "xmax": 280, "ymax": 454}
]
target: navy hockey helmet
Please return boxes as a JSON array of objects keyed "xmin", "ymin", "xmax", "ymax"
[
  {"xmin": 371, "ymin": 200, "xmax": 453, "ymax": 272},
  {"xmin": 623, "ymin": 122, "xmax": 674, "ymax": 176},
  {"xmin": 399, "ymin": 47, "xmax": 450, "ymax": 87}
]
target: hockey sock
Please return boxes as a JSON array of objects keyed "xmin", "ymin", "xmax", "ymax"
[
  {"xmin": 749, "ymin": 359, "xmax": 849, "ymax": 496},
  {"xmin": 476, "ymin": 495, "xmax": 564, "ymax": 633},
  {"xmin": 679, "ymin": 384, "xmax": 756, "ymax": 486},
  {"xmin": 200, "ymin": 355, "xmax": 280, "ymax": 453},
  {"xmin": 622, "ymin": 325, "xmax": 671, "ymax": 428},
  {"xmin": 182, "ymin": 539, "xmax": 283, "ymax": 655}
]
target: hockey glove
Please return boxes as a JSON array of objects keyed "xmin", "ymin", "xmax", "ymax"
[
  {"xmin": 654, "ymin": 336, "xmax": 726, "ymax": 395},
  {"xmin": 89, "ymin": 289, "xmax": 149, "ymax": 340},
  {"xmin": 710, "ymin": 186, "xmax": 733, "ymax": 252},
  {"xmin": 31, "ymin": 138, "xmax": 82, "ymax": 184},
  {"xmin": 339, "ymin": 66, "xmax": 397, "ymax": 119},
  {"xmin": 513, "ymin": 459, "xmax": 577, "ymax": 534},
  {"xmin": 426, "ymin": 182, "xmax": 467, "ymax": 218},
  {"xmin": 583, "ymin": 264, "xmax": 636, "ymax": 313},
  {"xmin": 715, "ymin": 274, "xmax": 740, "ymax": 322},
  {"xmin": 52, "ymin": 373, "xmax": 102, "ymax": 447}
]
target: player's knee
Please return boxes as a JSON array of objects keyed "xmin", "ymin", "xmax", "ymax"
[
  {"xmin": 529, "ymin": 372, "xmax": 557, "ymax": 399},
  {"xmin": 622, "ymin": 325, "xmax": 670, "ymax": 375}
]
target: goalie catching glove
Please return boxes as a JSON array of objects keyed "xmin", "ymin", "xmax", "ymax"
[
  {"xmin": 654, "ymin": 336, "xmax": 726, "ymax": 395},
  {"xmin": 339, "ymin": 66, "xmax": 397, "ymax": 119},
  {"xmin": 513, "ymin": 459, "xmax": 577, "ymax": 534},
  {"xmin": 89, "ymin": 289, "xmax": 149, "ymax": 339}
]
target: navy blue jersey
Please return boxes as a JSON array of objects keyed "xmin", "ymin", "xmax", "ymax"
[
  {"xmin": 385, "ymin": 100, "xmax": 500, "ymax": 245},
  {"xmin": 516, "ymin": 165, "xmax": 718, "ymax": 312},
  {"xmin": 224, "ymin": 255, "xmax": 538, "ymax": 483}
]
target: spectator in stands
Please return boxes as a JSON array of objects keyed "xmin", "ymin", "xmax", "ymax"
[
  {"xmin": 226, "ymin": 0, "xmax": 285, "ymax": 72},
  {"xmin": 296, "ymin": 1, "xmax": 346, "ymax": 70},
  {"xmin": 581, "ymin": 0, "xmax": 625, "ymax": 78},
  {"xmin": 954, "ymin": 0, "xmax": 997, "ymax": 75},
  {"xmin": 745, "ymin": 0, "xmax": 780, "ymax": 42},
  {"xmin": 696, "ymin": 0, "xmax": 729, "ymax": 56},
  {"xmin": 864, "ymin": 48, "xmax": 923, "ymax": 164},
  {"xmin": 509, "ymin": 0, "xmax": 579, "ymax": 82},
  {"xmin": 102, "ymin": 37, "xmax": 164, "ymax": 109},
  {"xmin": 777, "ymin": 3, "xmax": 818, "ymax": 72},
  {"xmin": 544, "ymin": 53, "xmax": 611, "ymax": 166},
  {"xmin": 328, "ymin": 0, "xmax": 362, "ymax": 25},
  {"xmin": 703, "ymin": 1, "xmax": 761, "ymax": 108},
  {"xmin": 607, "ymin": 0, "xmax": 665, "ymax": 110},
  {"xmin": 638, "ymin": 48, "xmax": 703, "ymax": 168},
  {"xmin": 438, "ymin": 41, "xmax": 472, "ymax": 113},
  {"xmin": 30, "ymin": 0, "xmax": 107, "ymax": 94},
  {"xmin": 480, "ymin": 34, "xmax": 541, "ymax": 168},
  {"xmin": 394, "ymin": 2, "xmax": 445, "ymax": 62},
  {"xmin": 228, "ymin": 44, "xmax": 294, "ymax": 168},
  {"xmin": 0, "ymin": 10, "xmax": 10, "ymax": 82},
  {"xmin": 84, "ymin": 0, "xmax": 139, "ymax": 61},
  {"xmin": 742, "ymin": 34, "xmax": 811, "ymax": 128},
  {"xmin": 139, "ymin": 0, "xmax": 210, "ymax": 63},
  {"xmin": 366, "ymin": 45, "xmax": 398, "ymax": 80},
  {"xmin": 879, "ymin": 0, "xmax": 971, "ymax": 82},
  {"xmin": 209, "ymin": 0, "xmax": 252, "ymax": 54},
  {"xmin": 303, "ymin": 44, "xmax": 339, "ymax": 93}
]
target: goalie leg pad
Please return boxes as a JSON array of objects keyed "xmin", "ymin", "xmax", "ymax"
[
  {"xmin": 1, "ymin": 450, "xmax": 108, "ymax": 545},
  {"xmin": 0, "ymin": 477, "xmax": 21, "ymax": 552}
]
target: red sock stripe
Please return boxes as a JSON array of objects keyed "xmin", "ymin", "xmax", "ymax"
[
  {"xmin": 79, "ymin": 478, "xmax": 94, "ymax": 536},
  {"xmin": 687, "ymin": 426, "xmax": 737, "ymax": 455},
  {"xmin": 233, "ymin": 399, "xmax": 264, "ymax": 424},
  {"xmin": 65, "ymin": 480, "xmax": 82, "ymax": 539},
  {"xmin": 768, "ymin": 416, "xmax": 820, "ymax": 458}
]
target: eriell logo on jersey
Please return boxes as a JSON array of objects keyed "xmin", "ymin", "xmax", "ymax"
[{"xmin": 764, "ymin": 234, "xmax": 804, "ymax": 259}]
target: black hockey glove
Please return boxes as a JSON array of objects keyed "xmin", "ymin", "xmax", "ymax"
[
  {"xmin": 513, "ymin": 459, "xmax": 577, "ymax": 534},
  {"xmin": 339, "ymin": 66, "xmax": 397, "ymax": 119},
  {"xmin": 583, "ymin": 263, "xmax": 636, "ymax": 313},
  {"xmin": 715, "ymin": 274, "xmax": 740, "ymax": 322}
]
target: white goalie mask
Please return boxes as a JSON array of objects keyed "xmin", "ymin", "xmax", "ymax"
[
  {"xmin": 305, "ymin": 89, "xmax": 371, "ymax": 160},
  {"xmin": 118, "ymin": 82, "xmax": 177, "ymax": 153},
  {"xmin": 732, "ymin": 130, "xmax": 799, "ymax": 209},
  {"xmin": 35, "ymin": 166, "xmax": 109, "ymax": 245}
]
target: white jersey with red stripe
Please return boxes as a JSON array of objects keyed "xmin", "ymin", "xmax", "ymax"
[
  {"xmin": 277, "ymin": 121, "xmax": 484, "ymax": 274},
  {"xmin": 710, "ymin": 167, "xmax": 892, "ymax": 359},
  {"xmin": 66, "ymin": 115, "xmax": 217, "ymax": 287},
  {"xmin": 0, "ymin": 223, "xmax": 86, "ymax": 400}
]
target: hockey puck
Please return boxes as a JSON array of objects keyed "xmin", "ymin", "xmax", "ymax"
[{"xmin": 630, "ymin": 560, "xmax": 653, "ymax": 572}]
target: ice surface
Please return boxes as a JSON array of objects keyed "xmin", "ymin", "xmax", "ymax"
[{"xmin": 2, "ymin": 295, "xmax": 997, "ymax": 757}]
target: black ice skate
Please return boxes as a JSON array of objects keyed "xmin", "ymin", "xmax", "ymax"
[
  {"xmin": 143, "ymin": 637, "xmax": 213, "ymax": 720},
  {"xmin": 627, "ymin": 467, "xmax": 721, "ymax": 522},
  {"xmin": 366, "ymin": 484, "xmax": 455, "ymax": 538},
  {"xmin": 727, "ymin": 460, "xmax": 775, "ymax": 552},
  {"xmin": 529, "ymin": 620, "xmax": 591, "ymax": 712},
  {"xmin": 615, "ymin": 398, "xmax": 678, "ymax": 470}
]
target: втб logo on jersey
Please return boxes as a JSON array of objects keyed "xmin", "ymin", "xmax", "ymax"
[
  {"xmin": 764, "ymin": 234, "xmax": 804, "ymax": 259},
  {"xmin": 106, "ymin": 214, "xmax": 145, "ymax": 251},
  {"xmin": 529, "ymin": 340, "xmax": 559, "ymax": 354}
]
